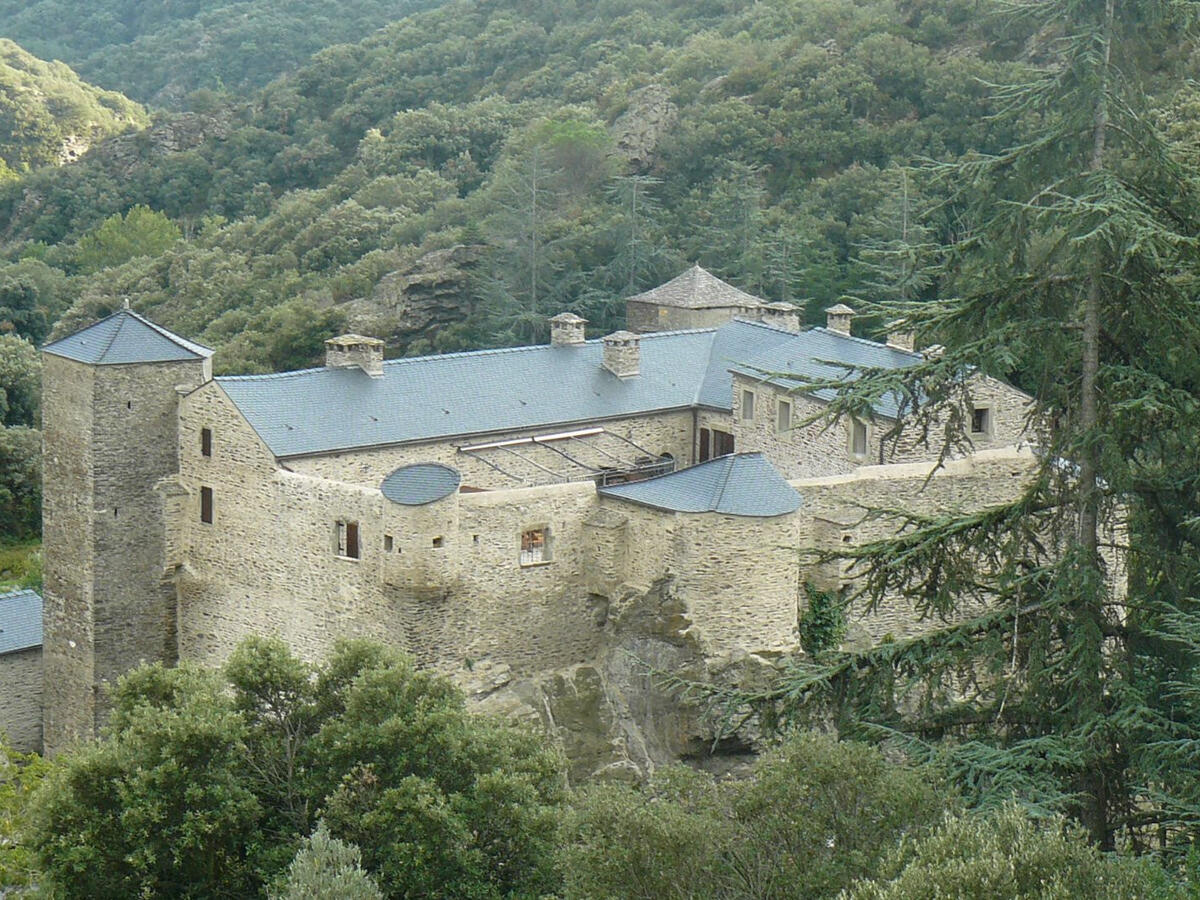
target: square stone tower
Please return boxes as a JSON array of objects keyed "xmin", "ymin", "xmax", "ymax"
[{"xmin": 40, "ymin": 308, "xmax": 212, "ymax": 754}]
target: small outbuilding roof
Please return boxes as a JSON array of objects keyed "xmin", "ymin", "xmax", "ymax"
[
  {"xmin": 625, "ymin": 264, "xmax": 764, "ymax": 310},
  {"xmin": 381, "ymin": 463, "xmax": 462, "ymax": 505},
  {"xmin": 0, "ymin": 588, "xmax": 42, "ymax": 656},
  {"xmin": 598, "ymin": 452, "xmax": 801, "ymax": 517},
  {"xmin": 42, "ymin": 308, "xmax": 213, "ymax": 365}
]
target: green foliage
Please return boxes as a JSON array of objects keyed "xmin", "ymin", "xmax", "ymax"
[
  {"xmin": 559, "ymin": 733, "xmax": 950, "ymax": 899},
  {"xmin": 272, "ymin": 822, "xmax": 383, "ymax": 900},
  {"xmin": 0, "ymin": 335, "xmax": 39, "ymax": 428},
  {"xmin": 0, "ymin": 38, "xmax": 147, "ymax": 172},
  {"xmin": 0, "ymin": 426, "xmax": 39, "ymax": 542},
  {"xmin": 32, "ymin": 637, "xmax": 567, "ymax": 899},
  {"xmin": 0, "ymin": 738, "xmax": 52, "ymax": 894},
  {"xmin": 73, "ymin": 205, "xmax": 182, "ymax": 274},
  {"xmin": 798, "ymin": 582, "xmax": 847, "ymax": 656},
  {"xmin": 846, "ymin": 804, "xmax": 1185, "ymax": 899},
  {"xmin": 0, "ymin": 541, "xmax": 40, "ymax": 591}
]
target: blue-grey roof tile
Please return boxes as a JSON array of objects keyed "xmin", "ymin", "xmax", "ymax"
[
  {"xmin": 0, "ymin": 588, "xmax": 42, "ymax": 656},
  {"xmin": 731, "ymin": 326, "xmax": 922, "ymax": 418},
  {"xmin": 599, "ymin": 452, "xmax": 800, "ymax": 517},
  {"xmin": 381, "ymin": 463, "xmax": 462, "ymax": 505},
  {"xmin": 42, "ymin": 309, "xmax": 213, "ymax": 365}
]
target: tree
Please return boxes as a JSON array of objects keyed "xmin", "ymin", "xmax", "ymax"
[
  {"xmin": 0, "ymin": 738, "xmax": 52, "ymax": 894},
  {"xmin": 74, "ymin": 204, "xmax": 181, "ymax": 274},
  {"xmin": 846, "ymin": 805, "xmax": 1184, "ymax": 899},
  {"xmin": 0, "ymin": 425, "xmax": 39, "ymax": 541},
  {"xmin": 272, "ymin": 822, "xmax": 383, "ymax": 900},
  {"xmin": 742, "ymin": 0, "xmax": 1200, "ymax": 853}
]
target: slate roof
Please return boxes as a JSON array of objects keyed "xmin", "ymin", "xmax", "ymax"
[
  {"xmin": 598, "ymin": 452, "xmax": 800, "ymax": 517},
  {"xmin": 732, "ymin": 327, "xmax": 923, "ymax": 418},
  {"xmin": 42, "ymin": 309, "xmax": 213, "ymax": 365},
  {"xmin": 0, "ymin": 588, "xmax": 42, "ymax": 656},
  {"xmin": 625, "ymin": 265, "xmax": 764, "ymax": 310},
  {"xmin": 218, "ymin": 320, "xmax": 797, "ymax": 458},
  {"xmin": 381, "ymin": 463, "xmax": 462, "ymax": 506}
]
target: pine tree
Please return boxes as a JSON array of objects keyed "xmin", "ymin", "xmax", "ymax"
[{"xmin": 743, "ymin": 0, "xmax": 1200, "ymax": 852}]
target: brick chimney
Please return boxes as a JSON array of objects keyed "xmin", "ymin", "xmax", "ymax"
[
  {"xmin": 825, "ymin": 303, "xmax": 855, "ymax": 336},
  {"xmin": 602, "ymin": 331, "xmax": 640, "ymax": 378},
  {"xmin": 761, "ymin": 301, "xmax": 801, "ymax": 333},
  {"xmin": 325, "ymin": 334, "xmax": 385, "ymax": 377},
  {"xmin": 886, "ymin": 321, "xmax": 915, "ymax": 352},
  {"xmin": 549, "ymin": 312, "xmax": 587, "ymax": 346}
]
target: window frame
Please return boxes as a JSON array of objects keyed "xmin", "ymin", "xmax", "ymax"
[
  {"xmin": 849, "ymin": 418, "xmax": 868, "ymax": 459},
  {"xmin": 741, "ymin": 388, "xmax": 756, "ymax": 421},
  {"xmin": 520, "ymin": 526, "xmax": 551, "ymax": 567},
  {"xmin": 776, "ymin": 398, "xmax": 792, "ymax": 435},
  {"xmin": 200, "ymin": 427, "xmax": 212, "ymax": 458},
  {"xmin": 970, "ymin": 405, "xmax": 993, "ymax": 437},
  {"xmin": 200, "ymin": 486, "xmax": 213, "ymax": 524},
  {"xmin": 336, "ymin": 520, "xmax": 361, "ymax": 560}
]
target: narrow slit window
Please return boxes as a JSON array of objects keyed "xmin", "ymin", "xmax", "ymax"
[
  {"xmin": 384, "ymin": 534, "xmax": 394, "ymax": 553},
  {"xmin": 520, "ymin": 528, "xmax": 549, "ymax": 566},
  {"xmin": 337, "ymin": 521, "xmax": 360, "ymax": 559},
  {"xmin": 200, "ymin": 486, "xmax": 213, "ymax": 524},
  {"xmin": 201, "ymin": 427, "xmax": 213, "ymax": 457},
  {"xmin": 851, "ymin": 419, "xmax": 868, "ymax": 457}
]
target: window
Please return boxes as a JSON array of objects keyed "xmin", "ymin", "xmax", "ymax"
[
  {"xmin": 432, "ymin": 536, "xmax": 444, "ymax": 548},
  {"xmin": 200, "ymin": 486, "xmax": 213, "ymax": 524},
  {"xmin": 741, "ymin": 389, "xmax": 755, "ymax": 420},
  {"xmin": 699, "ymin": 428, "xmax": 735, "ymax": 462},
  {"xmin": 521, "ymin": 527, "xmax": 550, "ymax": 566},
  {"xmin": 851, "ymin": 419, "xmax": 868, "ymax": 458},
  {"xmin": 384, "ymin": 534, "xmax": 394, "ymax": 553},
  {"xmin": 201, "ymin": 427, "xmax": 212, "ymax": 457},
  {"xmin": 777, "ymin": 399, "xmax": 792, "ymax": 434},
  {"xmin": 970, "ymin": 406, "xmax": 992, "ymax": 436},
  {"xmin": 337, "ymin": 521, "xmax": 360, "ymax": 559}
]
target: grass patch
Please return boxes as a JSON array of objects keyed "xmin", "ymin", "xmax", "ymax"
[{"xmin": 0, "ymin": 541, "xmax": 41, "ymax": 592}]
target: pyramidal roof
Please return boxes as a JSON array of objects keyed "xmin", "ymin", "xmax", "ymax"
[
  {"xmin": 598, "ymin": 452, "xmax": 801, "ymax": 517},
  {"xmin": 42, "ymin": 308, "xmax": 213, "ymax": 365},
  {"xmin": 626, "ymin": 264, "xmax": 764, "ymax": 310}
]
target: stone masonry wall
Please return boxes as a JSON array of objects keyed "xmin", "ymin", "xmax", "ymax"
[
  {"xmin": 284, "ymin": 410, "xmax": 696, "ymax": 490},
  {"xmin": 42, "ymin": 354, "xmax": 207, "ymax": 754},
  {"xmin": 0, "ymin": 648, "xmax": 42, "ymax": 753},
  {"xmin": 791, "ymin": 449, "xmax": 1039, "ymax": 645},
  {"xmin": 733, "ymin": 372, "xmax": 1030, "ymax": 480}
]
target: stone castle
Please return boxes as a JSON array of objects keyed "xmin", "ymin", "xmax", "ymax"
[{"xmin": 14, "ymin": 265, "xmax": 1036, "ymax": 773}]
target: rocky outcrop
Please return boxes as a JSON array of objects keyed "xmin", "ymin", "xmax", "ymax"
[
  {"xmin": 610, "ymin": 84, "xmax": 678, "ymax": 173},
  {"xmin": 470, "ymin": 577, "xmax": 774, "ymax": 785},
  {"xmin": 342, "ymin": 244, "xmax": 484, "ymax": 346}
]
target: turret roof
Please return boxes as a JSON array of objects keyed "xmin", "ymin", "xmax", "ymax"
[
  {"xmin": 41, "ymin": 308, "xmax": 213, "ymax": 365},
  {"xmin": 625, "ymin": 264, "xmax": 764, "ymax": 310}
]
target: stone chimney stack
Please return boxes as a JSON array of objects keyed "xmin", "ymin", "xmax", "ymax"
[
  {"xmin": 325, "ymin": 334, "xmax": 385, "ymax": 377},
  {"xmin": 602, "ymin": 331, "xmax": 640, "ymax": 378},
  {"xmin": 549, "ymin": 312, "xmax": 587, "ymax": 346},
  {"xmin": 761, "ymin": 301, "xmax": 801, "ymax": 333},
  {"xmin": 825, "ymin": 303, "xmax": 855, "ymax": 336},
  {"xmin": 886, "ymin": 321, "xmax": 916, "ymax": 352}
]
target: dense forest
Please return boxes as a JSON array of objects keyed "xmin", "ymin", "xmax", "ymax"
[{"xmin": 4, "ymin": 0, "xmax": 1200, "ymax": 895}]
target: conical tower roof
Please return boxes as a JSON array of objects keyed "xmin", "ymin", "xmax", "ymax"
[{"xmin": 626, "ymin": 264, "xmax": 764, "ymax": 310}]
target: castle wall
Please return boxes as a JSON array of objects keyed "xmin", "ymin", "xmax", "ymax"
[
  {"xmin": 791, "ymin": 449, "xmax": 1038, "ymax": 645},
  {"xmin": 283, "ymin": 410, "xmax": 696, "ymax": 489},
  {"xmin": 0, "ymin": 648, "xmax": 42, "ymax": 753},
  {"xmin": 42, "ymin": 354, "xmax": 207, "ymax": 754},
  {"xmin": 733, "ymin": 373, "xmax": 1030, "ymax": 480}
]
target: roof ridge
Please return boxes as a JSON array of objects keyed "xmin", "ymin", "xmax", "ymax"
[
  {"xmin": 708, "ymin": 454, "xmax": 736, "ymax": 510},
  {"xmin": 125, "ymin": 308, "xmax": 213, "ymax": 357},
  {"xmin": 813, "ymin": 326, "xmax": 923, "ymax": 359},
  {"xmin": 93, "ymin": 311, "xmax": 127, "ymax": 362}
]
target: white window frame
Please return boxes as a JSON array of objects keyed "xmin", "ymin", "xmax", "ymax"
[
  {"xmin": 776, "ymin": 398, "xmax": 792, "ymax": 435},
  {"xmin": 970, "ymin": 404, "xmax": 993, "ymax": 437},
  {"xmin": 741, "ymin": 388, "xmax": 756, "ymax": 421}
]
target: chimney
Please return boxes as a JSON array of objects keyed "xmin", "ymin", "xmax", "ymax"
[
  {"xmin": 761, "ymin": 301, "xmax": 801, "ymax": 333},
  {"xmin": 602, "ymin": 331, "xmax": 640, "ymax": 378},
  {"xmin": 549, "ymin": 312, "xmax": 587, "ymax": 346},
  {"xmin": 325, "ymin": 334, "xmax": 385, "ymax": 377},
  {"xmin": 886, "ymin": 321, "xmax": 915, "ymax": 352},
  {"xmin": 922, "ymin": 344, "xmax": 945, "ymax": 360},
  {"xmin": 825, "ymin": 303, "xmax": 855, "ymax": 335}
]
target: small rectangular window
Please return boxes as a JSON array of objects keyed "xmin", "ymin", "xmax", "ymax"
[
  {"xmin": 200, "ymin": 486, "xmax": 213, "ymax": 524},
  {"xmin": 521, "ymin": 528, "xmax": 549, "ymax": 566},
  {"xmin": 201, "ymin": 427, "xmax": 212, "ymax": 457},
  {"xmin": 777, "ymin": 400, "xmax": 792, "ymax": 434},
  {"xmin": 337, "ymin": 521, "xmax": 360, "ymax": 559},
  {"xmin": 851, "ymin": 419, "xmax": 868, "ymax": 457},
  {"xmin": 741, "ymin": 389, "xmax": 755, "ymax": 420},
  {"xmin": 384, "ymin": 534, "xmax": 394, "ymax": 552},
  {"xmin": 971, "ymin": 406, "xmax": 991, "ymax": 435},
  {"xmin": 432, "ymin": 536, "xmax": 444, "ymax": 548}
]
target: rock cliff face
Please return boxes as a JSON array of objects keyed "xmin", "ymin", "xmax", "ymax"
[
  {"xmin": 471, "ymin": 577, "xmax": 772, "ymax": 785},
  {"xmin": 343, "ymin": 244, "xmax": 484, "ymax": 346},
  {"xmin": 610, "ymin": 84, "xmax": 678, "ymax": 173}
]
